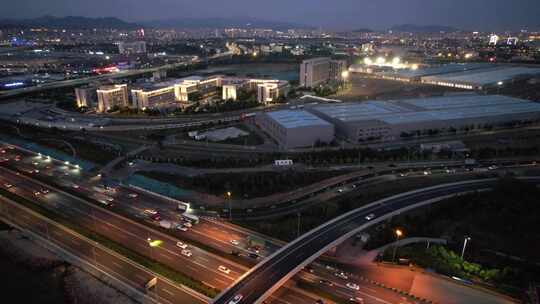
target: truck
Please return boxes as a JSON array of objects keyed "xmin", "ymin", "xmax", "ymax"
[{"xmin": 182, "ymin": 213, "xmax": 199, "ymax": 224}]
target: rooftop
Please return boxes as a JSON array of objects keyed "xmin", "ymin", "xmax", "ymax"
[
  {"xmin": 267, "ymin": 110, "xmax": 333, "ymax": 129},
  {"xmin": 377, "ymin": 63, "xmax": 496, "ymax": 78},
  {"xmin": 310, "ymin": 95, "xmax": 540, "ymax": 126},
  {"xmin": 423, "ymin": 67, "xmax": 540, "ymax": 86}
]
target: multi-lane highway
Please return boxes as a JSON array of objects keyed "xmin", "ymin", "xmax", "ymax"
[
  {"xmin": 213, "ymin": 177, "xmax": 540, "ymax": 304},
  {"xmin": 0, "ymin": 196, "xmax": 208, "ymax": 304}
]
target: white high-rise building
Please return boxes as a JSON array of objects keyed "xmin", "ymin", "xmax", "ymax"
[
  {"xmin": 489, "ymin": 34, "xmax": 500, "ymax": 46},
  {"xmin": 97, "ymin": 84, "xmax": 129, "ymax": 112},
  {"xmin": 300, "ymin": 58, "xmax": 348, "ymax": 88}
]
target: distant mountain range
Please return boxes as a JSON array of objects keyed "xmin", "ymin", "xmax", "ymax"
[
  {"xmin": 142, "ymin": 17, "xmax": 313, "ymax": 30},
  {"xmin": 389, "ymin": 24, "xmax": 461, "ymax": 33},
  {"xmin": 0, "ymin": 15, "xmax": 139, "ymax": 29}
]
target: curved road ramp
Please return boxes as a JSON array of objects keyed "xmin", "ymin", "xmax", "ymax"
[{"xmin": 213, "ymin": 177, "xmax": 540, "ymax": 304}]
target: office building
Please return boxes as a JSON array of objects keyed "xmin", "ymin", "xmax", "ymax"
[
  {"xmin": 300, "ymin": 57, "xmax": 348, "ymax": 88},
  {"xmin": 118, "ymin": 41, "xmax": 147, "ymax": 55},
  {"xmin": 256, "ymin": 110, "xmax": 334, "ymax": 149},
  {"xmin": 131, "ymin": 82, "xmax": 177, "ymax": 109},
  {"xmin": 75, "ymin": 85, "xmax": 97, "ymax": 108},
  {"xmin": 308, "ymin": 95, "xmax": 540, "ymax": 143},
  {"xmin": 256, "ymin": 81, "xmax": 290, "ymax": 104},
  {"xmin": 96, "ymin": 84, "xmax": 129, "ymax": 112}
]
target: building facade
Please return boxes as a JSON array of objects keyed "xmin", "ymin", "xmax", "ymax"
[
  {"xmin": 256, "ymin": 110, "xmax": 334, "ymax": 149},
  {"xmin": 75, "ymin": 85, "xmax": 97, "ymax": 108},
  {"xmin": 118, "ymin": 41, "xmax": 147, "ymax": 55},
  {"xmin": 96, "ymin": 84, "xmax": 129, "ymax": 112},
  {"xmin": 300, "ymin": 57, "xmax": 348, "ymax": 88}
]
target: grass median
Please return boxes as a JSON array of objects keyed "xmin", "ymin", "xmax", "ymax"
[{"xmin": 0, "ymin": 188, "xmax": 219, "ymax": 298}]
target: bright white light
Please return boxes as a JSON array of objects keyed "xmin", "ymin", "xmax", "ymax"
[
  {"xmin": 364, "ymin": 57, "xmax": 373, "ymax": 65},
  {"xmin": 65, "ymin": 161, "xmax": 70, "ymax": 165},
  {"xmin": 411, "ymin": 64, "xmax": 419, "ymax": 70},
  {"xmin": 392, "ymin": 57, "xmax": 401, "ymax": 65},
  {"xmin": 341, "ymin": 71, "xmax": 349, "ymax": 79},
  {"xmin": 376, "ymin": 57, "xmax": 386, "ymax": 65},
  {"xmin": 497, "ymin": 81, "xmax": 503, "ymax": 86}
]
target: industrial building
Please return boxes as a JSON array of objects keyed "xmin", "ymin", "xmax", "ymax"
[
  {"xmin": 256, "ymin": 110, "xmax": 334, "ymax": 149},
  {"xmin": 421, "ymin": 66, "xmax": 540, "ymax": 90},
  {"xmin": 308, "ymin": 95, "xmax": 540, "ymax": 143},
  {"xmin": 300, "ymin": 57, "xmax": 347, "ymax": 88},
  {"xmin": 96, "ymin": 84, "xmax": 129, "ymax": 113}
]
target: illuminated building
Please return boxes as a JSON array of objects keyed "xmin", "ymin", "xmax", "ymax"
[
  {"xmin": 300, "ymin": 58, "xmax": 349, "ymax": 88},
  {"xmin": 118, "ymin": 41, "xmax": 147, "ymax": 55},
  {"xmin": 96, "ymin": 84, "xmax": 129, "ymax": 112},
  {"xmin": 75, "ymin": 86, "xmax": 97, "ymax": 108}
]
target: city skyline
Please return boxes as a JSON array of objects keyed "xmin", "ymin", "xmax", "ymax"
[{"xmin": 1, "ymin": 0, "xmax": 540, "ymax": 31}]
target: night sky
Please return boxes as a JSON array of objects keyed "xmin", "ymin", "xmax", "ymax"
[{"xmin": 2, "ymin": 0, "xmax": 540, "ymax": 31}]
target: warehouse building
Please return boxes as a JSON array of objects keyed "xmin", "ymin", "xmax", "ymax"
[
  {"xmin": 422, "ymin": 66, "xmax": 540, "ymax": 90},
  {"xmin": 256, "ymin": 110, "xmax": 334, "ymax": 149},
  {"xmin": 308, "ymin": 95, "xmax": 540, "ymax": 143}
]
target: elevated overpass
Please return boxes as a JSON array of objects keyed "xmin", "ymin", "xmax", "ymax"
[{"xmin": 213, "ymin": 177, "xmax": 540, "ymax": 304}]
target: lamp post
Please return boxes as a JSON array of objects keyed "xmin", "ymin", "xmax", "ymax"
[
  {"xmin": 392, "ymin": 229, "xmax": 403, "ymax": 263},
  {"xmin": 226, "ymin": 191, "xmax": 232, "ymax": 221},
  {"xmin": 461, "ymin": 236, "xmax": 471, "ymax": 260}
]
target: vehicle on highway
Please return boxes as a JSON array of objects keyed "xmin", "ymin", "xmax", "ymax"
[
  {"xmin": 319, "ymin": 279, "xmax": 334, "ymax": 286},
  {"xmin": 228, "ymin": 294, "xmax": 243, "ymax": 304},
  {"xmin": 33, "ymin": 191, "xmax": 41, "ymax": 196},
  {"xmin": 72, "ymin": 184, "xmax": 80, "ymax": 189},
  {"xmin": 144, "ymin": 209, "xmax": 159, "ymax": 215},
  {"xmin": 346, "ymin": 282, "xmax": 360, "ymax": 291},
  {"xmin": 230, "ymin": 239, "xmax": 240, "ymax": 246},
  {"xmin": 349, "ymin": 297, "xmax": 364, "ymax": 303},
  {"xmin": 41, "ymin": 188, "xmax": 50, "ymax": 194},
  {"xmin": 182, "ymin": 221, "xmax": 192, "ymax": 228},
  {"xmin": 181, "ymin": 249, "xmax": 192, "ymax": 257},
  {"xmin": 105, "ymin": 197, "xmax": 114, "ymax": 202},
  {"xmin": 128, "ymin": 193, "xmax": 138, "ymax": 198},
  {"xmin": 98, "ymin": 200, "xmax": 113, "ymax": 207},
  {"xmin": 218, "ymin": 265, "xmax": 231, "ymax": 274},
  {"xmin": 177, "ymin": 225, "xmax": 188, "ymax": 232},
  {"xmin": 365, "ymin": 213, "xmax": 376, "ymax": 220},
  {"xmin": 4, "ymin": 183, "xmax": 12, "ymax": 188},
  {"xmin": 150, "ymin": 213, "xmax": 161, "ymax": 221},
  {"xmin": 337, "ymin": 188, "xmax": 344, "ymax": 193},
  {"xmin": 334, "ymin": 271, "xmax": 348, "ymax": 279},
  {"xmin": 176, "ymin": 241, "xmax": 188, "ymax": 249}
]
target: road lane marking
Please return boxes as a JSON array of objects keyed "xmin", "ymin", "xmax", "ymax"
[{"xmin": 161, "ymin": 288, "xmax": 175, "ymax": 296}]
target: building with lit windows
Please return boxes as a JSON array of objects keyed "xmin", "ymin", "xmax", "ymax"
[
  {"xmin": 96, "ymin": 84, "xmax": 129, "ymax": 112},
  {"xmin": 118, "ymin": 41, "xmax": 147, "ymax": 55},
  {"xmin": 300, "ymin": 57, "xmax": 349, "ymax": 88},
  {"xmin": 131, "ymin": 82, "xmax": 177, "ymax": 110}
]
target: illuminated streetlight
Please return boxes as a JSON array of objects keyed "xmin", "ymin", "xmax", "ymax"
[
  {"xmin": 364, "ymin": 57, "xmax": 373, "ymax": 65},
  {"xmin": 461, "ymin": 236, "xmax": 471, "ymax": 260},
  {"xmin": 226, "ymin": 191, "xmax": 232, "ymax": 221},
  {"xmin": 411, "ymin": 64, "xmax": 419, "ymax": 71},
  {"xmin": 392, "ymin": 57, "xmax": 401, "ymax": 66},
  {"xmin": 341, "ymin": 71, "xmax": 349, "ymax": 79},
  {"xmin": 392, "ymin": 229, "xmax": 404, "ymax": 263}
]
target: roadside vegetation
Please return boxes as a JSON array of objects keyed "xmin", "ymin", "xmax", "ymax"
[
  {"xmin": 371, "ymin": 178, "xmax": 540, "ymax": 298},
  {"xmin": 141, "ymin": 169, "xmax": 347, "ymax": 199}
]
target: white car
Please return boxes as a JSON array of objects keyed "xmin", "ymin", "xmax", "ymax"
[
  {"xmin": 4, "ymin": 183, "xmax": 12, "ymax": 188},
  {"xmin": 72, "ymin": 184, "xmax": 80, "ymax": 189},
  {"xmin": 176, "ymin": 241, "xmax": 188, "ymax": 249},
  {"xmin": 346, "ymin": 282, "xmax": 360, "ymax": 291},
  {"xmin": 128, "ymin": 193, "xmax": 138, "ymax": 198},
  {"xmin": 365, "ymin": 213, "xmax": 376, "ymax": 220},
  {"xmin": 181, "ymin": 249, "xmax": 192, "ymax": 257},
  {"xmin": 228, "ymin": 294, "xmax": 243, "ymax": 304},
  {"xmin": 182, "ymin": 222, "xmax": 192, "ymax": 228},
  {"xmin": 218, "ymin": 265, "xmax": 231, "ymax": 274},
  {"xmin": 334, "ymin": 271, "xmax": 348, "ymax": 279},
  {"xmin": 230, "ymin": 240, "xmax": 240, "ymax": 246},
  {"xmin": 177, "ymin": 226, "xmax": 188, "ymax": 232}
]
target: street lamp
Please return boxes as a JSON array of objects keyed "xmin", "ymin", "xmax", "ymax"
[
  {"xmin": 461, "ymin": 236, "xmax": 471, "ymax": 260},
  {"xmin": 497, "ymin": 81, "xmax": 503, "ymax": 94},
  {"xmin": 226, "ymin": 191, "xmax": 232, "ymax": 221},
  {"xmin": 392, "ymin": 229, "xmax": 403, "ymax": 263}
]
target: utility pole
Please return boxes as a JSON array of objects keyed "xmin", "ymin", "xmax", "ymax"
[{"xmin": 461, "ymin": 236, "xmax": 471, "ymax": 260}]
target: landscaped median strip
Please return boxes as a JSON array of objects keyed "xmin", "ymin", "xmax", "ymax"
[{"xmin": 0, "ymin": 187, "xmax": 218, "ymax": 299}]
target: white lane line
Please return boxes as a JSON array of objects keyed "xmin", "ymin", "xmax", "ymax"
[
  {"xmin": 161, "ymin": 288, "xmax": 175, "ymax": 296},
  {"xmin": 160, "ymin": 253, "xmax": 172, "ymax": 260},
  {"xmin": 202, "ymin": 281, "xmax": 215, "ymax": 289},
  {"xmin": 214, "ymin": 278, "xmax": 229, "ymax": 286},
  {"xmin": 357, "ymin": 289, "xmax": 393, "ymax": 304}
]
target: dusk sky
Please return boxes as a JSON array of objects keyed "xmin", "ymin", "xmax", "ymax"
[{"xmin": 2, "ymin": 0, "xmax": 540, "ymax": 31}]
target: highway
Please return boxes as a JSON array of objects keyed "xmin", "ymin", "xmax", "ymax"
[
  {"xmin": 0, "ymin": 143, "xmax": 340, "ymax": 304},
  {"xmin": 0, "ymin": 196, "xmax": 208, "ymax": 304},
  {"xmin": 213, "ymin": 177, "xmax": 540, "ymax": 304}
]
